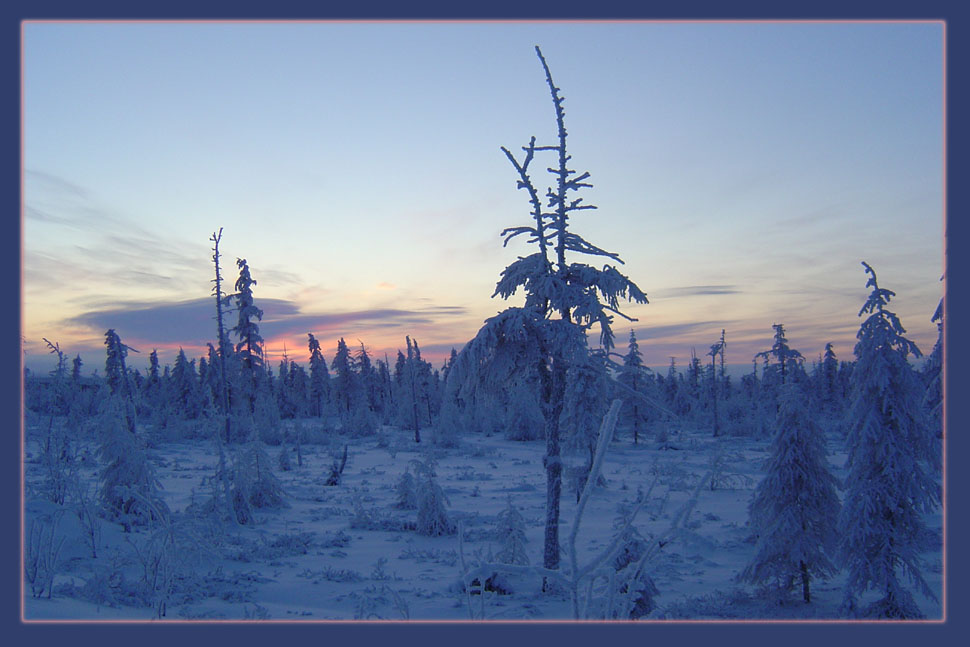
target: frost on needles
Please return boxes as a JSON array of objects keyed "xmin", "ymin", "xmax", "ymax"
[
  {"xmin": 446, "ymin": 46, "xmax": 647, "ymax": 578},
  {"xmin": 838, "ymin": 262, "xmax": 941, "ymax": 619}
]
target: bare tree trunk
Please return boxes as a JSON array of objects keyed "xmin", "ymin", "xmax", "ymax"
[
  {"xmin": 407, "ymin": 337, "xmax": 421, "ymax": 443},
  {"xmin": 211, "ymin": 228, "xmax": 232, "ymax": 444},
  {"xmin": 712, "ymin": 356, "xmax": 720, "ymax": 437},
  {"xmin": 541, "ymin": 357, "xmax": 567, "ymax": 588}
]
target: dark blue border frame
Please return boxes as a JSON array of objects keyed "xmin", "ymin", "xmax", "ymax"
[{"xmin": 4, "ymin": 1, "xmax": 964, "ymax": 645}]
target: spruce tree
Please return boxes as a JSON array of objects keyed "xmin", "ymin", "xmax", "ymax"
[
  {"xmin": 838, "ymin": 262, "xmax": 941, "ymax": 618},
  {"xmin": 922, "ymin": 294, "xmax": 943, "ymax": 439},
  {"xmin": 232, "ymin": 258, "xmax": 264, "ymax": 372},
  {"xmin": 171, "ymin": 348, "xmax": 202, "ymax": 419},
  {"xmin": 449, "ymin": 47, "xmax": 647, "ymax": 580},
  {"xmin": 755, "ymin": 323, "xmax": 805, "ymax": 387},
  {"xmin": 104, "ymin": 329, "xmax": 137, "ymax": 433},
  {"xmin": 331, "ymin": 338, "xmax": 355, "ymax": 417},
  {"xmin": 740, "ymin": 381, "xmax": 840, "ymax": 603},
  {"xmin": 404, "ymin": 336, "xmax": 422, "ymax": 443},
  {"xmin": 561, "ymin": 350, "xmax": 610, "ymax": 486},
  {"xmin": 98, "ymin": 329, "xmax": 165, "ymax": 529},
  {"xmin": 617, "ymin": 330, "xmax": 650, "ymax": 445},
  {"xmin": 821, "ymin": 342, "xmax": 839, "ymax": 407},
  {"xmin": 307, "ymin": 333, "xmax": 332, "ymax": 418},
  {"xmin": 494, "ymin": 495, "xmax": 530, "ymax": 565},
  {"xmin": 708, "ymin": 330, "xmax": 726, "ymax": 437}
]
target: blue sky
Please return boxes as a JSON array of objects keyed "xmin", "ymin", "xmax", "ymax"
[{"xmin": 22, "ymin": 21, "xmax": 944, "ymax": 375}]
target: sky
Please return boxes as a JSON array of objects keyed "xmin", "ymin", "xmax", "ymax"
[{"xmin": 22, "ymin": 21, "xmax": 944, "ymax": 377}]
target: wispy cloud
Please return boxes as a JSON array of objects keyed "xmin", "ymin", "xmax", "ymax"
[
  {"xmin": 653, "ymin": 285, "xmax": 740, "ymax": 298},
  {"xmin": 64, "ymin": 297, "xmax": 470, "ymax": 353}
]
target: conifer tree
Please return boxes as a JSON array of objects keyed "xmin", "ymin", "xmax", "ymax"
[
  {"xmin": 838, "ymin": 262, "xmax": 941, "ymax": 618},
  {"xmin": 331, "ymin": 338, "xmax": 355, "ymax": 417},
  {"xmin": 740, "ymin": 381, "xmax": 840, "ymax": 603},
  {"xmin": 170, "ymin": 348, "xmax": 202, "ymax": 419},
  {"xmin": 285, "ymin": 362, "xmax": 309, "ymax": 419},
  {"xmin": 232, "ymin": 258, "xmax": 264, "ymax": 372},
  {"xmin": 104, "ymin": 329, "xmax": 137, "ymax": 433},
  {"xmin": 405, "ymin": 336, "xmax": 422, "ymax": 443},
  {"xmin": 617, "ymin": 330, "xmax": 650, "ymax": 444},
  {"xmin": 494, "ymin": 495, "xmax": 530, "ymax": 565},
  {"xmin": 375, "ymin": 358, "xmax": 393, "ymax": 424},
  {"xmin": 307, "ymin": 333, "xmax": 332, "ymax": 418},
  {"xmin": 71, "ymin": 353, "xmax": 83, "ymax": 382},
  {"xmin": 98, "ymin": 329, "xmax": 165, "ymax": 529},
  {"xmin": 561, "ymin": 350, "xmax": 610, "ymax": 485},
  {"xmin": 821, "ymin": 342, "xmax": 839, "ymax": 406},
  {"xmin": 449, "ymin": 47, "xmax": 647, "ymax": 580},
  {"xmin": 755, "ymin": 324, "xmax": 804, "ymax": 386},
  {"xmin": 922, "ymin": 293, "xmax": 943, "ymax": 439},
  {"xmin": 708, "ymin": 330, "xmax": 726, "ymax": 437}
]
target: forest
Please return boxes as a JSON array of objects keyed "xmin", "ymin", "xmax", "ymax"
[{"xmin": 22, "ymin": 47, "xmax": 944, "ymax": 622}]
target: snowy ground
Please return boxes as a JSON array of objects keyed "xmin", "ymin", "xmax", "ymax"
[{"xmin": 22, "ymin": 419, "xmax": 944, "ymax": 621}]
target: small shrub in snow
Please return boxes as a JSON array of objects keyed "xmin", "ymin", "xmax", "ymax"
[
  {"xmin": 708, "ymin": 448, "xmax": 754, "ymax": 491},
  {"xmin": 493, "ymin": 495, "xmax": 529, "ymax": 565},
  {"xmin": 394, "ymin": 468, "xmax": 417, "ymax": 510},
  {"xmin": 254, "ymin": 388, "xmax": 283, "ymax": 446},
  {"xmin": 348, "ymin": 405, "xmax": 378, "ymax": 437},
  {"xmin": 60, "ymin": 567, "xmax": 152, "ymax": 609},
  {"xmin": 412, "ymin": 459, "xmax": 455, "ymax": 536},
  {"xmin": 398, "ymin": 545, "xmax": 458, "ymax": 566},
  {"xmin": 351, "ymin": 493, "xmax": 414, "ymax": 532},
  {"xmin": 227, "ymin": 443, "xmax": 288, "ymax": 525},
  {"xmin": 24, "ymin": 510, "xmax": 66, "ymax": 599},
  {"xmin": 324, "ymin": 445, "xmax": 348, "ymax": 486},
  {"xmin": 71, "ymin": 471, "xmax": 102, "ymax": 559},
  {"xmin": 319, "ymin": 529, "xmax": 352, "ymax": 548},
  {"xmin": 97, "ymin": 395, "xmax": 168, "ymax": 530},
  {"xmin": 277, "ymin": 446, "xmax": 292, "ymax": 472},
  {"xmin": 267, "ymin": 531, "xmax": 315, "ymax": 556},
  {"xmin": 298, "ymin": 566, "xmax": 365, "ymax": 584}
]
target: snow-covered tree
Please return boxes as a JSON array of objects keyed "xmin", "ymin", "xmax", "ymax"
[
  {"xmin": 561, "ymin": 350, "xmax": 611, "ymax": 484},
  {"xmin": 838, "ymin": 262, "xmax": 941, "ymax": 618},
  {"xmin": 232, "ymin": 257, "xmax": 264, "ymax": 372},
  {"xmin": 285, "ymin": 362, "xmax": 309, "ymax": 419},
  {"xmin": 104, "ymin": 329, "xmax": 137, "ymax": 434},
  {"xmin": 448, "ymin": 46, "xmax": 647, "ymax": 580},
  {"xmin": 40, "ymin": 339, "xmax": 72, "ymax": 504},
  {"xmin": 739, "ymin": 381, "xmax": 840, "ymax": 603},
  {"xmin": 617, "ymin": 330, "xmax": 651, "ymax": 444},
  {"xmin": 170, "ymin": 348, "xmax": 202, "ymax": 419},
  {"xmin": 331, "ymin": 338, "xmax": 356, "ymax": 418},
  {"xmin": 307, "ymin": 333, "xmax": 332, "ymax": 419},
  {"xmin": 708, "ymin": 329, "xmax": 726, "ymax": 437},
  {"xmin": 922, "ymin": 291, "xmax": 943, "ymax": 439},
  {"xmin": 412, "ymin": 458, "xmax": 454, "ymax": 536},
  {"xmin": 224, "ymin": 441, "xmax": 287, "ymax": 525},
  {"xmin": 755, "ymin": 324, "xmax": 805, "ymax": 387},
  {"xmin": 494, "ymin": 495, "xmax": 530, "ymax": 565},
  {"xmin": 821, "ymin": 342, "xmax": 839, "ymax": 407},
  {"xmin": 394, "ymin": 467, "xmax": 417, "ymax": 510},
  {"xmin": 98, "ymin": 330, "xmax": 166, "ymax": 530}
]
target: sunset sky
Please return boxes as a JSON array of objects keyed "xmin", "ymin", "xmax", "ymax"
[{"xmin": 22, "ymin": 21, "xmax": 944, "ymax": 376}]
